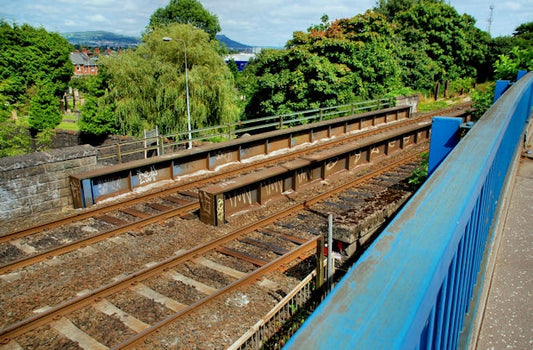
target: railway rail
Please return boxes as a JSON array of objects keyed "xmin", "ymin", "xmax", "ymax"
[
  {"xmin": 0, "ymin": 103, "xmax": 471, "ymax": 349},
  {"xmin": 1, "ymin": 148, "xmax": 423, "ymax": 349},
  {"xmin": 1, "ymin": 102, "xmax": 469, "ymax": 241}
]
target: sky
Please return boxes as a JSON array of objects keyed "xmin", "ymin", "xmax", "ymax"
[{"xmin": 0, "ymin": 0, "xmax": 531, "ymax": 47}]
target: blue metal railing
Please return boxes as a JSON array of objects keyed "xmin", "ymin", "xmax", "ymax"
[{"xmin": 284, "ymin": 73, "xmax": 533, "ymax": 350}]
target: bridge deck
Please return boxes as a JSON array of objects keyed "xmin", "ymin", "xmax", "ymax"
[{"xmin": 472, "ymin": 141, "xmax": 533, "ymax": 349}]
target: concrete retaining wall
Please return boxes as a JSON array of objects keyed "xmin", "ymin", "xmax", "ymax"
[{"xmin": 0, "ymin": 145, "xmax": 97, "ymax": 222}]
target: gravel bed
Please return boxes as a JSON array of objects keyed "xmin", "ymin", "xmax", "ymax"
[
  {"xmin": 15, "ymin": 326, "xmax": 82, "ymax": 350},
  {"xmin": 107, "ymin": 290, "xmax": 175, "ymax": 325},
  {"xmin": 69, "ymin": 306, "xmax": 135, "ymax": 347}
]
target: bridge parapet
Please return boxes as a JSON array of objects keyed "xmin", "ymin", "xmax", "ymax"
[{"xmin": 285, "ymin": 73, "xmax": 533, "ymax": 349}]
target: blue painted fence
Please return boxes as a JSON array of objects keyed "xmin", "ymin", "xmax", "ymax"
[{"xmin": 284, "ymin": 73, "xmax": 533, "ymax": 350}]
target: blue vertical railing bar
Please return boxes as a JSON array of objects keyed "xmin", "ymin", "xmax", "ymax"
[{"xmin": 284, "ymin": 72, "xmax": 533, "ymax": 350}]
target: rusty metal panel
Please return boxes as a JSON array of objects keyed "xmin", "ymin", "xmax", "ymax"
[
  {"xmin": 283, "ymin": 176, "xmax": 294, "ymax": 192},
  {"xmin": 294, "ymin": 168, "xmax": 312, "ymax": 189},
  {"xmin": 69, "ymin": 176, "xmax": 84, "ymax": 209},
  {"xmin": 260, "ymin": 178, "xmax": 284, "ymax": 204},
  {"xmin": 360, "ymin": 116, "xmax": 374, "ymax": 129},
  {"xmin": 349, "ymin": 148, "xmax": 369, "ymax": 169},
  {"xmin": 402, "ymin": 134, "xmax": 416, "ymax": 149},
  {"xmin": 281, "ymin": 158, "xmax": 311, "ymax": 191},
  {"xmin": 369, "ymin": 143, "xmax": 387, "ymax": 161},
  {"xmin": 225, "ymin": 186, "xmax": 258, "ymax": 215},
  {"xmin": 267, "ymin": 136, "xmax": 291, "ymax": 153},
  {"xmin": 92, "ymin": 171, "xmax": 131, "ymax": 202},
  {"xmin": 174, "ymin": 154, "xmax": 208, "ymax": 177},
  {"xmin": 329, "ymin": 124, "xmax": 345, "ymax": 138},
  {"xmin": 209, "ymin": 148, "xmax": 240, "ymax": 170},
  {"xmin": 324, "ymin": 156, "xmax": 347, "ymax": 178},
  {"xmin": 345, "ymin": 119, "xmax": 361, "ymax": 133},
  {"xmin": 291, "ymin": 130, "xmax": 312, "ymax": 148},
  {"xmin": 131, "ymin": 163, "xmax": 171, "ymax": 189},
  {"xmin": 240, "ymin": 140, "xmax": 267, "ymax": 161},
  {"xmin": 386, "ymin": 138, "xmax": 400, "ymax": 155},
  {"xmin": 374, "ymin": 114, "xmax": 386, "ymax": 126},
  {"xmin": 313, "ymin": 127, "xmax": 329, "ymax": 141},
  {"xmin": 199, "ymin": 190, "xmax": 216, "ymax": 225}
]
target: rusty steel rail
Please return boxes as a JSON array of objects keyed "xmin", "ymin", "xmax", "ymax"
[
  {"xmin": 1, "ymin": 103, "xmax": 470, "ymax": 246},
  {"xmin": 0, "ymin": 200, "xmax": 199, "ymax": 275},
  {"xmin": 114, "ymin": 237, "xmax": 322, "ymax": 349},
  {"xmin": 0, "ymin": 148, "xmax": 423, "ymax": 347}
]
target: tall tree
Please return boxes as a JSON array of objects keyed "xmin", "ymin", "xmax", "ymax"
[
  {"xmin": 149, "ymin": 0, "xmax": 221, "ymax": 40},
  {"xmin": 0, "ymin": 21, "xmax": 72, "ymax": 124},
  {"xmin": 393, "ymin": 1, "xmax": 490, "ymax": 82},
  {"xmin": 85, "ymin": 23, "xmax": 239, "ymax": 137},
  {"xmin": 243, "ymin": 11, "xmax": 404, "ymax": 119}
]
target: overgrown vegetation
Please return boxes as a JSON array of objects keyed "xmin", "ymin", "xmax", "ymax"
[{"xmin": 408, "ymin": 152, "xmax": 429, "ymax": 187}]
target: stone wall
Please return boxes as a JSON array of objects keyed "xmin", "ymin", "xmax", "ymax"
[{"xmin": 0, "ymin": 145, "xmax": 97, "ymax": 222}]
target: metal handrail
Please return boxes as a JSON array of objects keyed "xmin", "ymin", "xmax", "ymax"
[
  {"xmin": 96, "ymin": 98, "xmax": 393, "ymax": 164},
  {"xmin": 284, "ymin": 73, "xmax": 533, "ymax": 349}
]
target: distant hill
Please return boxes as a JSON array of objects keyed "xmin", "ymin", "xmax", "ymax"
[
  {"xmin": 62, "ymin": 31, "xmax": 256, "ymax": 52},
  {"xmin": 62, "ymin": 31, "xmax": 141, "ymax": 48},
  {"xmin": 216, "ymin": 34, "xmax": 255, "ymax": 52}
]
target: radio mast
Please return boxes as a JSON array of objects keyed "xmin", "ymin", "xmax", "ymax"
[{"xmin": 488, "ymin": 5, "xmax": 495, "ymax": 35}]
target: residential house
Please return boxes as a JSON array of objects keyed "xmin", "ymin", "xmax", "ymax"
[{"xmin": 70, "ymin": 50, "xmax": 98, "ymax": 76}]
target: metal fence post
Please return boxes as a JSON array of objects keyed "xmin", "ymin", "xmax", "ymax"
[
  {"xmin": 116, "ymin": 143, "xmax": 122, "ymax": 164},
  {"xmin": 327, "ymin": 214, "xmax": 334, "ymax": 293}
]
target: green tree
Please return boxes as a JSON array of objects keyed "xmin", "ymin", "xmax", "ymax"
[
  {"xmin": 243, "ymin": 11, "xmax": 403, "ymax": 118},
  {"xmin": 494, "ymin": 46, "xmax": 533, "ymax": 80},
  {"xmin": 393, "ymin": 1, "xmax": 490, "ymax": 82},
  {"xmin": 0, "ymin": 21, "xmax": 72, "ymax": 118},
  {"xmin": 149, "ymin": 0, "xmax": 221, "ymax": 40},
  {"xmin": 28, "ymin": 81, "xmax": 62, "ymax": 131},
  {"xmin": 374, "ymin": 0, "xmax": 419, "ymax": 21},
  {"xmin": 0, "ymin": 120, "xmax": 32, "ymax": 157},
  {"xmin": 92, "ymin": 23, "xmax": 239, "ymax": 137},
  {"xmin": 513, "ymin": 22, "xmax": 533, "ymax": 48}
]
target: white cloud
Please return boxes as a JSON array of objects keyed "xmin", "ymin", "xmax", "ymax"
[{"xmin": 0, "ymin": 0, "xmax": 531, "ymax": 45}]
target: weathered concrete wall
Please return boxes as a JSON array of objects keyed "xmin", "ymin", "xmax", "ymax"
[
  {"xmin": 0, "ymin": 145, "xmax": 97, "ymax": 222},
  {"xmin": 396, "ymin": 94, "xmax": 419, "ymax": 113}
]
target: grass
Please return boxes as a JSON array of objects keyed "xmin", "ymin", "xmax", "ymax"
[
  {"xmin": 56, "ymin": 114, "xmax": 80, "ymax": 131},
  {"xmin": 56, "ymin": 120, "xmax": 79, "ymax": 131}
]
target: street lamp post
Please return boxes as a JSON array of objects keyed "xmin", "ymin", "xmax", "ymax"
[{"xmin": 162, "ymin": 37, "xmax": 192, "ymax": 149}]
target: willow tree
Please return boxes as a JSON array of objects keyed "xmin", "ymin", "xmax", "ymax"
[{"xmin": 92, "ymin": 23, "xmax": 240, "ymax": 137}]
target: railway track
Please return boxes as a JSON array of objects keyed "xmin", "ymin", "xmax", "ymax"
[
  {"xmin": 0, "ymin": 104, "xmax": 469, "ymax": 348},
  {"xmin": 1, "ymin": 146, "xmax": 423, "ymax": 349},
  {"xmin": 0, "ymin": 103, "xmax": 469, "ymax": 254}
]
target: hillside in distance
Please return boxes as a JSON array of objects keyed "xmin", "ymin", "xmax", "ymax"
[
  {"xmin": 62, "ymin": 31, "xmax": 256, "ymax": 52},
  {"xmin": 62, "ymin": 31, "xmax": 140, "ymax": 48},
  {"xmin": 216, "ymin": 34, "xmax": 255, "ymax": 52}
]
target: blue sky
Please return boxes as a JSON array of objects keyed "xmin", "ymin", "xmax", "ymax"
[{"xmin": 0, "ymin": 0, "xmax": 531, "ymax": 47}]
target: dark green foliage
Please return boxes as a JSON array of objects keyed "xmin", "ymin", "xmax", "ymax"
[
  {"xmin": 71, "ymin": 74, "xmax": 119, "ymax": 136},
  {"xmin": 408, "ymin": 152, "xmax": 429, "ymax": 186},
  {"xmin": 0, "ymin": 21, "xmax": 73, "ymax": 118},
  {"xmin": 470, "ymin": 83, "xmax": 495, "ymax": 121},
  {"xmin": 513, "ymin": 22, "xmax": 533, "ymax": 48},
  {"xmin": 243, "ymin": 11, "xmax": 403, "ymax": 118},
  {"xmin": 149, "ymin": 0, "xmax": 221, "ymax": 40},
  {"xmin": 393, "ymin": 2, "xmax": 490, "ymax": 82},
  {"xmin": 0, "ymin": 120, "xmax": 32, "ymax": 157},
  {"xmin": 29, "ymin": 81, "xmax": 62, "ymax": 131}
]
